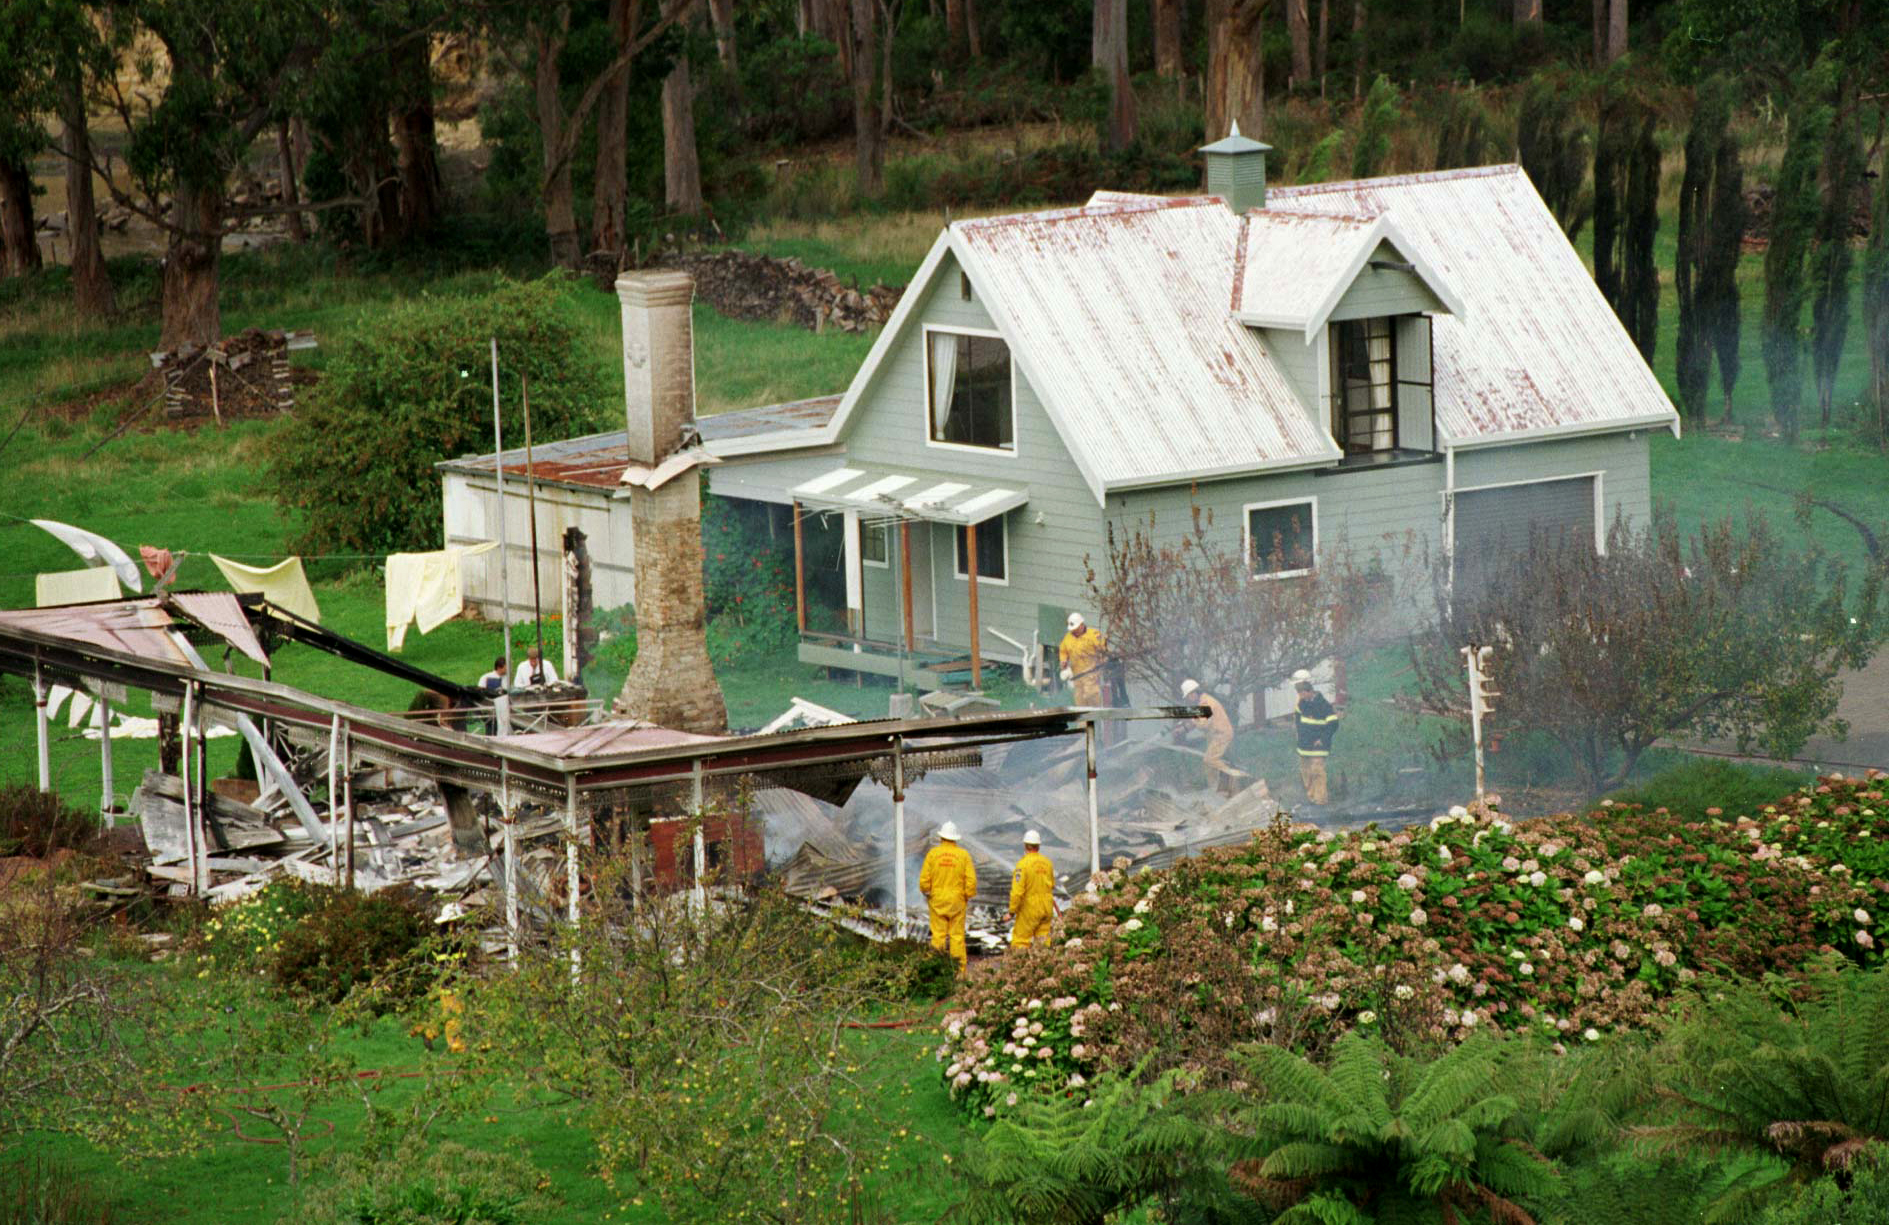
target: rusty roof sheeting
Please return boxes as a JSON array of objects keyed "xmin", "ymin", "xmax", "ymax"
[
  {"xmin": 1229, "ymin": 209, "xmax": 1383, "ymax": 328},
  {"xmin": 496, "ymin": 720, "xmax": 725, "ymax": 758},
  {"xmin": 0, "ymin": 599, "xmax": 188, "ymax": 665},
  {"xmin": 1268, "ymin": 165, "xmax": 1679, "ymax": 445},
  {"xmin": 951, "ymin": 195, "xmax": 1343, "ymax": 494}
]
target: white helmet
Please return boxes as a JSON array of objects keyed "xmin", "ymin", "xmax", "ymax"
[
  {"xmin": 939, "ymin": 821, "xmax": 961, "ymax": 841},
  {"xmin": 1180, "ymin": 678, "xmax": 1200, "ymax": 697},
  {"xmin": 1023, "ymin": 830, "xmax": 1041, "ymax": 847},
  {"xmin": 1066, "ymin": 612, "xmax": 1085, "ymax": 631},
  {"xmin": 1290, "ymin": 668, "xmax": 1313, "ymax": 685}
]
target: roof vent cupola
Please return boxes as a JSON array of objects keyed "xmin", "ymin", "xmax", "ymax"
[{"xmin": 1200, "ymin": 122, "xmax": 1272, "ymax": 214}]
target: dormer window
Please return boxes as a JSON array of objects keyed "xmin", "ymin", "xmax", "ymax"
[{"xmin": 1332, "ymin": 316, "xmax": 1396, "ymax": 455}]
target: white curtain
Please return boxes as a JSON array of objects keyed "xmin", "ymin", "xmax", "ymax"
[
  {"xmin": 1368, "ymin": 327, "xmax": 1394, "ymax": 451},
  {"xmin": 930, "ymin": 332, "xmax": 959, "ymax": 434}
]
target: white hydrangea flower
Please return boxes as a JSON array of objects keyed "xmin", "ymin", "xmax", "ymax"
[
  {"xmin": 1583, "ymin": 869, "xmax": 1606, "ymax": 885},
  {"xmin": 1529, "ymin": 871, "xmax": 1547, "ymax": 887},
  {"xmin": 1461, "ymin": 1010, "xmax": 1478, "ymax": 1027},
  {"xmin": 1350, "ymin": 889, "xmax": 1367, "ymax": 904},
  {"xmin": 1261, "ymin": 915, "xmax": 1278, "ymax": 933},
  {"xmin": 1584, "ymin": 1028, "xmax": 1601, "ymax": 1042},
  {"xmin": 1409, "ymin": 908, "xmax": 1428, "ymax": 926},
  {"xmin": 1520, "ymin": 963, "xmax": 1534, "ymax": 976},
  {"xmin": 1394, "ymin": 984, "xmax": 1415, "ymax": 1000},
  {"xmin": 1397, "ymin": 873, "xmax": 1420, "ymax": 890},
  {"xmin": 1133, "ymin": 899, "xmax": 1152, "ymax": 914},
  {"xmin": 1122, "ymin": 918, "xmax": 1143, "ymax": 933},
  {"xmin": 1357, "ymin": 1010, "xmax": 1379, "ymax": 1024},
  {"xmin": 1568, "ymin": 916, "xmax": 1585, "ymax": 932},
  {"xmin": 1856, "ymin": 908, "xmax": 1872, "ymax": 925}
]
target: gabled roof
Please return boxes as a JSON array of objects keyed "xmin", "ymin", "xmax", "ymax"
[
  {"xmin": 1230, "ymin": 209, "xmax": 1465, "ymax": 340},
  {"xmin": 1269, "ymin": 165, "xmax": 1678, "ymax": 448}
]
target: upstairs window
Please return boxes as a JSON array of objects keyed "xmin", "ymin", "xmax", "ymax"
[
  {"xmin": 1332, "ymin": 316, "xmax": 1397, "ymax": 455},
  {"xmin": 927, "ymin": 329, "xmax": 1015, "ymax": 452}
]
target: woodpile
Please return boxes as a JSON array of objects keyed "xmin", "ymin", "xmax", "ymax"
[
  {"xmin": 1742, "ymin": 176, "xmax": 1875, "ymax": 245},
  {"xmin": 152, "ymin": 328, "xmax": 313, "ymax": 421},
  {"xmin": 659, "ymin": 250, "xmax": 903, "ymax": 334}
]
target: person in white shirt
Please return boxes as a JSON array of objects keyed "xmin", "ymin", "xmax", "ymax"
[
  {"xmin": 477, "ymin": 657, "xmax": 507, "ymax": 693},
  {"xmin": 514, "ymin": 645, "xmax": 558, "ymax": 688}
]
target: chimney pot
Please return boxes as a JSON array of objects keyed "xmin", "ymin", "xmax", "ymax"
[
  {"xmin": 616, "ymin": 270, "xmax": 698, "ymax": 466},
  {"xmin": 1199, "ymin": 120, "xmax": 1273, "ymax": 215}
]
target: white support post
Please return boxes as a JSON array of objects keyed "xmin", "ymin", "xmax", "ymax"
[
  {"xmin": 181, "ymin": 684, "xmax": 203, "ymax": 895},
  {"xmin": 565, "ymin": 775, "xmax": 581, "ymax": 977},
  {"xmin": 98, "ymin": 691, "xmax": 114, "ymax": 821},
  {"xmin": 690, "ymin": 760, "xmax": 707, "ymax": 916},
  {"xmin": 327, "ymin": 714, "xmax": 342, "ymax": 886},
  {"xmin": 342, "ymin": 725, "xmax": 355, "ymax": 891},
  {"xmin": 32, "ymin": 660, "xmax": 50, "ymax": 793},
  {"xmin": 892, "ymin": 736, "xmax": 907, "ymax": 939},
  {"xmin": 1085, "ymin": 721, "xmax": 1101, "ymax": 883},
  {"xmin": 492, "ymin": 338, "xmax": 514, "ymax": 686},
  {"xmin": 501, "ymin": 762, "xmax": 519, "ymax": 963}
]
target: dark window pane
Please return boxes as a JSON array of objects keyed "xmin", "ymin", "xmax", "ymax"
[
  {"xmin": 1248, "ymin": 502, "xmax": 1315, "ymax": 575},
  {"xmin": 954, "ymin": 517, "xmax": 1007, "ymax": 581},
  {"xmin": 931, "ymin": 333, "xmax": 1014, "ymax": 450}
]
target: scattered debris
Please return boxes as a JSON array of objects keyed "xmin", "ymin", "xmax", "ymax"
[{"xmin": 148, "ymin": 328, "xmax": 316, "ymax": 422}]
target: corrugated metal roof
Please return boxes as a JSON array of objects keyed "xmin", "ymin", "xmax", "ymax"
[
  {"xmin": 434, "ymin": 395, "xmax": 843, "ymax": 491},
  {"xmin": 1229, "ymin": 209, "xmax": 1383, "ymax": 330},
  {"xmin": 496, "ymin": 720, "xmax": 724, "ymax": 757},
  {"xmin": 950, "ymin": 195, "xmax": 1343, "ymax": 493},
  {"xmin": 1268, "ymin": 165, "xmax": 1678, "ymax": 445},
  {"xmin": 0, "ymin": 598, "xmax": 187, "ymax": 665}
]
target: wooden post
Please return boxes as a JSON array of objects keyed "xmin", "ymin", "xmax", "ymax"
[
  {"xmin": 792, "ymin": 501, "xmax": 808, "ymax": 634},
  {"xmin": 342, "ymin": 726, "xmax": 355, "ymax": 891},
  {"xmin": 327, "ymin": 713, "xmax": 341, "ymax": 885},
  {"xmin": 965, "ymin": 522, "xmax": 982, "ymax": 689},
  {"xmin": 501, "ymin": 761, "xmax": 518, "ymax": 962},
  {"xmin": 899, "ymin": 519, "xmax": 915, "ymax": 651},
  {"xmin": 180, "ymin": 683, "xmax": 198, "ymax": 895},
  {"xmin": 98, "ymin": 690, "xmax": 114, "ymax": 821},
  {"xmin": 566, "ymin": 775, "xmax": 581, "ymax": 976}
]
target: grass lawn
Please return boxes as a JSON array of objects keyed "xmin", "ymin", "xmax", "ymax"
[{"xmin": 21, "ymin": 959, "xmax": 973, "ymax": 1224}]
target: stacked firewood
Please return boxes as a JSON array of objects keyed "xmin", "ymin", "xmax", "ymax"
[{"xmin": 660, "ymin": 250, "xmax": 903, "ymax": 334}]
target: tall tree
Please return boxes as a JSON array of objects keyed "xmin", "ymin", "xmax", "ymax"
[
  {"xmin": 1286, "ymin": 0, "xmax": 1310, "ymax": 90},
  {"xmin": 1205, "ymin": 0, "xmax": 1267, "ymax": 142},
  {"xmin": 1593, "ymin": 83, "xmax": 1658, "ymax": 359},
  {"xmin": 52, "ymin": 7, "xmax": 118, "ymax": 317},
  {"xmin": 1093, "ymin": 0, "xmax": 1136, "ymax": 154},
  {"xmin": 1517, "ymin": 75, "xmax": 1591, "ymax": 239},
  {"xmin": 0, "ymin": 154, "xmax": 37, "ymax": 278},
  {"xmin": 1808, "ymin": 94, "xmax": 1862, "ymax": 428},
  {"xmin": 847, "ymin": 0, "xmax": 883, "ymax": 198},
  {"xmin": 1314, "ymin": 0, "xmax": 1328, "ymax": 97},
  {"xmin": 1591, "ymin": 0, "xmax": 1606, "ymax": 64},
  {"xmin": 706, "ymin": 0, "xmax": 738, "ymax": 79},
  {"xmin": 1350, "ymin": 0, "xmax": 1366, "ymax": 100},
  {"xmin": 1675, "ymin": 76, "xmax": 1744, "ymax": 428},
  {"xmin": 1763, "ymin": 72, "xmax": 1835, "ymax": 444},
  {"xmin": 1513, "ymin": 0, "xmax": 1541, "ymax": 23},
  {"xmin": 1605, "ymin": 0, "xmax": 1627, "ymax": 62},
  {"xmin": 1866, "ymin": 140, "xmax": 1889, "ymax": 448},
  {"xmin": 662, "ymin": 7, "xmax": 703, "ymax": 216},
  {"xmin": 0, "ymin": 0, "xmax": 49, "ymax": 280},
  {"xmin": 1153, "ymin": 0, "xmax": 1184, "ymax": 81},
  {"xmin": 391, "ymin": 29, "xmax": 444, "ymax": 238}
]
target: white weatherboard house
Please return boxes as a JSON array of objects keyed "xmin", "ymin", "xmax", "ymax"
[{"xmin": 443, "ymin": 137, "xmax": 1678, "ymax": 694}]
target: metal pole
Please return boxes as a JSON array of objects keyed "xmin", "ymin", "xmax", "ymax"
[
  {"xmin": 502, "ymin": 761, "xmax": 518, "ymax": 962},
  {"xmin": 1463, "ymin": 646, "xmax": 1485, "ymax": 801},
  {"xmin": 342, "ymin": 724, "xmax": 355, "ymax": 891},
  {"xmin": 892, "ymin": 735, "xmax": 907, "ymax": 939},
  {"xmin": 522, "ymin": 376, "xmax": 545, "ymax": 659},
  {"xmin": 490, "ymin": 338, "xmax": 514, "ymax": 688},
  {"xmin": 32, "ymin": 660, "xmax": 49, "ymax": 792},
  {"xmin": 566, "ymin": 774, "xmax": 581, "ymax": 977},
  {"xmin": 327, "ymin": 713, "xmax": 341, "ymax": 885},
  {"xmin": 181, "ymin": 683, "xmax": 204, "ymax": 895},
  {"xmin": 690, "ymin": 760, "xmax": 707, "ymax": 916},
  {"xmin": 98, "ymin": 691, "xmax": 114, "ymax": 821},
  {"xmin": 1085, "ymin": 721, "xmax": 1101, "ymax": 882}
]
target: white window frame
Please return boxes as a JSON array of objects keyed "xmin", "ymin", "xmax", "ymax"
[
  {"xmin": 1444, "ymin": 471, "xmax": 1607, "ymax": 579},
  {"xmin": 922, "ymin": 324, "xmax": 1019, "ymax": 459},
  {"xmin": 860, "ymin": 521, "xmax": 890, "ymax": 569},
  {"xmin": 952, "ymin": 513, "xmax": 1011, "ymax": 586},
  {"xmin": 1243, "ymin": 495, "xmax": 1319, "ymax": 580}
]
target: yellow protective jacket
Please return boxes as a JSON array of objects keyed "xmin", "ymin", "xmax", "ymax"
[
  {"xmin": 1009, "ymin": 850, "xmax": 1056, "ymax": 918},
  {"xmin": 919, "ymin": 842, "xmax": 977, "ymax": 918},
  {"xmin": 1058, "ymin": 629, "xmax": 1109, "ymax": 702}
]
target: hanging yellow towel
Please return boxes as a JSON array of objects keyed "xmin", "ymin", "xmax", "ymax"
[
  {"xmin": 385, "ymin": 543, "xmax": 498, "ymax": 651},
  {"xmin": 35, "ymin": 566, "xmax": 122, "ymax": 607},
  {"xmin": 210, "ymin": 554, "xmax": 322, "ymax": 625}
]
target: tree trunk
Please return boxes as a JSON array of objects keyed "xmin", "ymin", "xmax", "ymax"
[
  {"xmin": 946, "ymin": 0, "xmax": 967, "ymax": 59},
  {"xmin": 591, "ymin": 0, "xmax": 634, "ymax": 264},
  {"xmin": 275, "ymin": 119, "xmax": 306, "ymax": 243},
  {"xmin": 372, "ymin": 119, "xmax": 404, "ymax": 247},
  {"xmin": 708, "ymin": 0, "xmax": 738, "ymax": 75},
  {"xmin": 1606, "ymin": 0, "xmax": 1627, "ymax": 62},
  {"xmin": 1351, "ymin": 0, "xmax": 1366, "ymax": 100},
  {"xmin": 965, "ymin": 0, "xmax": 982, "ymax": 57},
  {"xmin": 1287, "ymin": 0, "xmax": 1311, "ymax": 90},
  {"xmin": 57, "ymin": 54, "xmax": 113, "ymax": 317},
  {"xmin": 1591, "ymin": 0, "xmax": 1606, "ymax": 64},
  {"xmin": 393, "ymin": 35, "xmax": 444, "ymax": 237},
  {"xmin": 1513, "ymin": 0, "xmax": 1542, "ymax": 22},
  {"xmin": 663, "ymin": 43, "xmax": 704, "ymax": 215},
  {"xmin": 1314, "ymin": 0, "xmax": 1328, "ymax": 98},
  {"xmin": 849, "ymin": 0, "xmax": 882, "ymax": 198},
  {"xmin": 1153, "ymin": 0, "xmax": 1184, "ymax": 79},
  {"xmin": 1206, "ymin": 0, "xmax": 1265, "ymax": 142},
  {"xmin": 0, "ymin": 156, "xmax": 42, "ymax": 278},
  {"xmin": 1093, "ymin": 0, "xmax": 1137, "ymax": 154},
  {"xmin": 160, "ymin": 182, "xmax": 221, "ymax": 350},
  {"xmin": 532, "ymin": 13, "xmax": 582, "ymax": 268}
]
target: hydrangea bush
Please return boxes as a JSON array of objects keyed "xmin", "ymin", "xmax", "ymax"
[{"xmin": 938, "ymin": 773, "xmax": 1889, "ymax": 1118}]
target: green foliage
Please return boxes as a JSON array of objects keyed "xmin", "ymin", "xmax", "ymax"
[
  {"xmin": 1225, "ymin": 1031, "xmax": 1559, "ymax": 1224},
  {"xmin": 702, "ymin": 491, "xmax": 797, "ymax": 669},
  {"xmin": 1593, "ymin": 79, "xmax": 1661, "ymax": 360},
  {"xmin": 1605, "ymin": 757, "xmax": 1810, "ymax": 823},
  {"xmin": 1808, "ymin": 104, "xmax": 1864, "ymax": 425},
  {"xmin": 1675, "ymin": 75, "xmax": 1746, "ymax": 425},
  {"xmin": 0, "ymin": 784, "xmax": 101, "ymax": 859},
  {"xmin": 1639, "ymin": 966, "xmax": 1889, "ymax": 1218},
  {"xmin": 1431, "ymin": 88, "xmax": 1491, "ymax": 171},
  {"xmin": 1759, "ymin": 1153, "xmax": 1889, "ymax": 1224},
  {"xmin": 1868, "ymin": 143, "xmax": 1889, "ymax": 448},
  {"xmin": 1300, "ymin": 130, "xmax": 1347, "ymax": 185},
  {"xmin": 1517, "ymin": 74, "xmax": 1592, "ymax": 240},
  {"xmin": 1763, "ymin": 66, "xmax": 1837, "ymax": 443},
  {"xmin": 199, "ymin": 879, "xmax": 328, "ymax": 971},
  {"xmin": 270, "ymin": 886, "xmax": 433, "ymax": 1007},
  {"xmin": 0, "ymin": 1155, "xmax": 140, "ymax": 1225},
  {"xmin": 1350, "ymin": 76, "xmax": 1400, "ymax": 180},
  {"xmin": 267, "ymin": 276, "xmax": 612, "ymax": 556},
  {"xmin": 283, "ymin": 1141, "xmax": 555, "ymax": 1225}
]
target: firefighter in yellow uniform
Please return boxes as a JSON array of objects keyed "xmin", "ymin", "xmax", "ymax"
[
  {"xmin": 1058, "ymin": 613, "xmax": 1109, "ymax": 706},
  {"xmin": 919, "ymin": 821, "xmax": 977, "ymax": 972},
  {"xmin": 1008, "ymin": 831, "xmax": 1057, "ymax": 949}
]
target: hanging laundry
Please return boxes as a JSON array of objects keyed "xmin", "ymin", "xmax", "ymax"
[
  {"xmin": 385, "ymin": 543, "xmax": 498, "ymax": 651},
  {"xmin": 139, "ymin": 545, "xmax": 182, "ymax": 587},
  {"xmin": 30, "ymin": 519, "xmax": 143, "ymax": 591},
  {"xmin": 210, "ymin": 554, "xmax": 322, "ymax": 625},
  {"xmin": 35, "ymin": 566, "xmax": 122, "ymax": 607}
]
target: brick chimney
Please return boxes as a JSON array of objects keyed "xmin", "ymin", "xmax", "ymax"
[{"xmin": 611, "ymin": 271, "xmax": 728, "ymax": 734}]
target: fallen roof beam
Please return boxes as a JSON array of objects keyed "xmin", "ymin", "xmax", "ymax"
[{"xmin": 241, "ymin": 597, "xmax": 486, "ymax": 705}]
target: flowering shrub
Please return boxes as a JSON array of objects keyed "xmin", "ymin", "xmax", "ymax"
[
  {"xmin": 938, "ymin": 772, "xmax": 1889, "ymax": 1118},
  {"xmin": 198, "ymin": 880, "xmax": 326, "ymax": 971}
]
